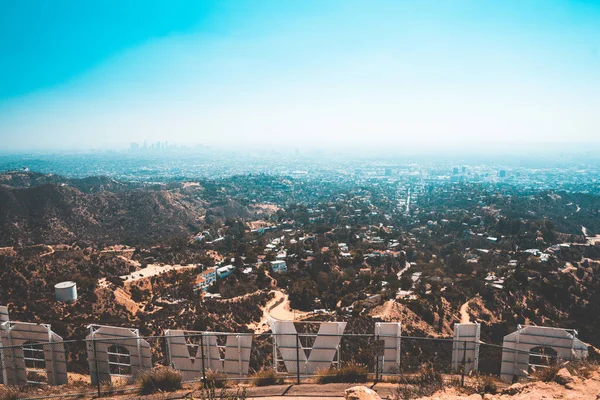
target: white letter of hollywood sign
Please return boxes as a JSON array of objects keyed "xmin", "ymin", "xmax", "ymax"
[
  {"xmin": 86, "ymin": 325, "xmax": 152, "ymax": 385},
  {"xmin": 269, "ymin": 319, "xmax": 347, "ymax": 375},
  {"xmin": 165, "ymin": 330, "xmax": 252, "ymax": 380},
  {"xmin": 0, "ymin": 321, "xmax": 68, "ymax": 386}
]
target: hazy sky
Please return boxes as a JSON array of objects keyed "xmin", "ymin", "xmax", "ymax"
[{"xmin": 1, "ymin": 0, "xmax": 599, "ymax": 151}]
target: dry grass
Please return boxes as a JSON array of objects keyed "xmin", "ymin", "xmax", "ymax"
[
  {"xmin": 0, "ymin": 387, "xmax": 20, "ymax": 400},
  {"xmin": 315, "ymin": 363, "xmax": 369, "ymax": 384},
  {"xmin": 137, "ymin": 366, "xmax": 183, "ymax": 395},
  {"xmin": 196, "ymin": 385, "xmax": 247, "ymax": 400},
  {"xmin": 532, "ymin": 364, "xmax": 561, "ymax": 382},
  {"xmin": 567, "ymin": 359, "xmax": 599, "ymax": 379},
  {"xmin": 394, "ymin": 364, "xmax": 444, "ymax": 399},
  {"xmin": 206, "ymin": 370, "xmax": 229, "ymax": 388},
  {"xmin": 251, "ymin": 368, "xmax": 283, "ymax": 386},
  {"xmin": 472, "ymin": 374, "xmax": 498, "ymax": 394}
]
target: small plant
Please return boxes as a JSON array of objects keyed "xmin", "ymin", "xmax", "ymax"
[
  {"xmin": 315, "ymin": 363, "xmax": 369, "ymax": 384},
  {"xmin": 206, "ymin": 370, "xmax": 228, "ymax": 388},
  {"xmin": 137, "ymin": 366, "xmax": 183, "ymax": 394},
  {"xmin": 394, "ymin": 363, "xmax": 443, "ymax": 399},
  {"xmin": 252, "ymin": 368, "xmax": 283, "ymax": 386},
  {"xmin": 532, "ymin": 364, "xmax": 560, "ymax": 382},
  {"xmin": 197, "ymin": 384, "xmax": 247, "ymax": 400},
  {"xmin": 567, "ymin": 359, "xmax": 598, "ymax": 379},
  {"xmin": 415, "ymin": 363, "xmax": 442, "ymax": 387},
  {"xmin": 473, "ymin": 374, "xmax": 497, "ymax": 394},
  {"xmin": 0, "ymin": 386, "xmax": 20, "ymax": 400}
]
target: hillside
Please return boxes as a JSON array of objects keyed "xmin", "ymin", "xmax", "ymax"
[{"xmin": 0, "ymin": 172, "xmax": 207, "ymax": 246}]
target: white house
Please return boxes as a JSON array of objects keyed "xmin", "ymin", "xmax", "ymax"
[
  {"xmin": 270, "ymin": 260, "xmax": 287, "ymax": 273},
  {"xmin": 195, "ymin": 267, "xmax": 216, "ymax": 292}
]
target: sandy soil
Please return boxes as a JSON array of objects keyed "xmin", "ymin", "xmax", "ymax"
[
  {"xmin": 413, "ymin": 369, "xmax": 600, "ymax": 400},
  {"xmin": 268, "ymin": 291, "xmax": 310, "ymax": 321},
  {"xmin": 249, "ymin": 220, "xmax": 275, "ymax": 230},
  {"xmin": 0, "ymin": 247, "xmax": 16, "ymax": 256},
  {"xmin": 119, "ymin": 263, "xmax": 196, "ymax": 282},
  {"xmin": 252, "ymin": 203, "xmax": 280, "ymax": 213},
  {"xmin": 459, "ymin": 298, "xmax": 474, "ymax": 324},
  {"xmin": 582, "ymin": 226, "xmax": 600, "ymax": 245},
  {"xmin": 248, "ymin": 290, "xmax": 311, "ymax": 333},
  {"xmin": 371, "ymin": 299, "xmax": 396, "ymax": 320}
]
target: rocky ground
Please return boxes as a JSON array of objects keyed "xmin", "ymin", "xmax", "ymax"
[{"xmin": 4, "ymin": 367, "xmax": 599, "ymax": 400}]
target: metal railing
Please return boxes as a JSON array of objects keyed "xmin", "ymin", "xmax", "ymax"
[{"xmin": 0, "ymin": 329, "xmax": 583, "ymax": 399}]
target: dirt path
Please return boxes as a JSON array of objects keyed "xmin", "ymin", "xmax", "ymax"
[
  {"xmin": 582, "ymin": 226, "xmax": 600, "ymax": 245},
  {"xmin": 248, "ymin": 290, "xmax": 311, "ymax": 333},
  {"xmin": 40, "ymin": 245, "xmax": 54, "ymax": 257},
  {"xmin": 397, "ymin": 261, "xmax": 411, "ymax": 279},
  {"xmin": 459, "ymin": 299, "xmax": 472, "ymax": 324},
  {"xmin": 215, "ymin": 289, "xmax": 263, "ymax": 302},
  {"xmin": 268, "ymin": 291, "xmax": 310, "ymax": 321},
  {"xmin": 119, "ymin": 263, "xmax": 196, "ymax": 282},
  {"xmin": 371, "ymin": 299, "xmax": 395, "ymax": 320}
]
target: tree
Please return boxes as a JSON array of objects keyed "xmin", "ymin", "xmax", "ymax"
[
  {"xmin": 400, "ymin": 275, "xmax": 413, "ymax": 290},
  {"xmin": 288, "ymin": 279, "xmax": 318, "ymax": 311}
]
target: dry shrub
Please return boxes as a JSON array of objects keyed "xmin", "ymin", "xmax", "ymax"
[
  {"xmin": 0, "ymin": 387, "xmax": 20, "ymax": 400},
  {"xmin": 567, "ymin": 359, "xmax": 598, "ymax": 379},
  {"xmin": 472, "ymin": 374, "xmax": 498, "ymax": 394},
  {"xmin": 315, "ymin": 363, "xmax": 369, "ymax": 384},
  {"xmin": 532, "ymin": 364, "xmax": 561, "ymax": 382},
  {"xmin": 252, "ymin": 368, "xmax": 283, "ymax": 386},
  {"xmin": 137, "ymin": 366, "xmax": 183, "ymax": 394},
  {"xmin": 197, "ymin": 385, "xmax": 247, "ymax": 400},
  {"xmin": 206, "ymin": 370, "xmax": 229, "ymax": 388},
  {"xmin": 394, "ymin": 363, "xmax": 443, "ymax": 399}
]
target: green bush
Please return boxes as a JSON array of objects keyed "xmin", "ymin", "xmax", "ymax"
[
  {"xmin": 137, "ymin": 366, "xmax": 183, "ymax": 394},
  {"xmin": 315, "ymin": 363, "xmax": 369, "ymax": 384},
  {"xmin": 252, "ymin": 368, "xmax": 283, "ymax": 386}
]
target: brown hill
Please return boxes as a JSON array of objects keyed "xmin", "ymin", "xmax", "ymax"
[{"xmin": 0, "ymin": 182, "xmax": 205, "ymax": 246}]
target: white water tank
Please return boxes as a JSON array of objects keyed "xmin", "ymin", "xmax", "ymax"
[{"xmin": 55, "ymin": 281, "xmax": 78, "ymax": 302}]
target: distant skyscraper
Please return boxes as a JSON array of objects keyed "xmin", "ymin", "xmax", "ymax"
[
  {"xmin": 499, "ymin": 170, "xmax": 507, "ymax": 178},
  {"xmin": 452, "ymin": 167, "xmax": 459, "ymax": 175},
  {"xmin": 130, "ymin": 142, "xmax": 139, "ymax": 151}
]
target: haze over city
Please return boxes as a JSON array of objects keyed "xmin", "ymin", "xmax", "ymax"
[{"xmin": 1, "ymin": 0, "xmax": 599, "ymax": 152}]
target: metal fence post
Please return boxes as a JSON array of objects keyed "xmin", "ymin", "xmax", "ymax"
[
  {"xmin": 374, "ymin": 334, "xmax": 379, "ymax": 383},
  {"xmin": 92, "ymin": 338, "xmax": 101, "ymax": 397},
  {"xmin": 295, "ymin": 333, "xmax": 301, "ymax": 385},
  {"xmin": 200, "ymin": 333, "xmax": 207, "ymax": 388},
  {"xmin": 461, "ymin": 340, "xmax": 467, "ymax": 386},
  {"xmin": 0, "ymin": 344, "xmax": 4, "ymax": 385}
]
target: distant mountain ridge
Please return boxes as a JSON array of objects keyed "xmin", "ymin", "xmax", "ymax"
[{"xmin": 0, "ymin": 171, "xmax": 206, "ymax": 246}]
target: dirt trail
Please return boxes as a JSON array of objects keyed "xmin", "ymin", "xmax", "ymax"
[
  {"xmin": 371, "ymin": 299, "xmax": 395, "ymax": 320},
  {"xmin": 248, "ymin": 290, "xmax": 310, "ymax": 333},
  {"xmin": 40, "ymin": 245, "xmax": 54, "ymax": 257},
  {"xmin": 120, "ymin": 263, "xmax": 196, "ymax": 282},
  {"xmin": 582, "ymin": 226, "xmax": 600, "ymax": 245},
  {"xmin": 459, "ymin": 299, "xmax": 473, "ymax": 324},
  {"xmin": 397, "ymin": 261, "xmax": 411, "ymax": 279}
]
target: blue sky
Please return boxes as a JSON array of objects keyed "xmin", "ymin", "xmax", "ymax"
[{"xmin": 1, "ymin": 0, "xmax": 599, "ymax": 151}]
